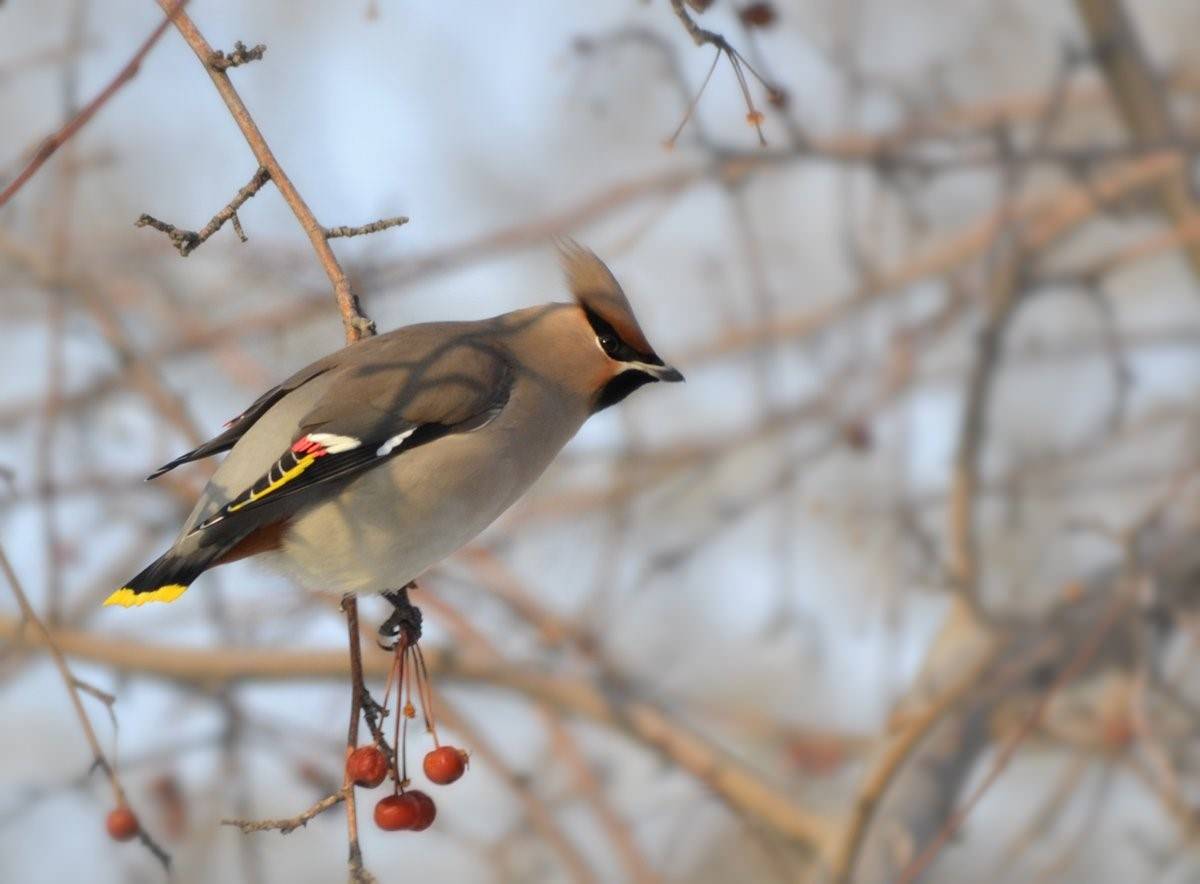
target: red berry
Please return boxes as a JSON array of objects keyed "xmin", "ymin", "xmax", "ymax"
[
  {"xmin": 374, "ymin": 791, "xmax": 436, "ymax": 832},
  {"xmin": 408, "ymin": 790, "xmax": 437, "ymax": 831},
  {"xmin": 374, "ymin": 794, "xmax": 418, "ymax": 831},
  {"xmin": 423, "ymin": 746, "xmax": 467, "ymax": 785},
  {"xmin": 106, "ymin": 807, "xmax": 139, "ymax": 842},
  {"xmin": 739, "ymin": 2, "xmax": 778, "ymax": 28},
  {"xmin": 347, "ymin": 745, "xmax": 389, "ymax": 789}
]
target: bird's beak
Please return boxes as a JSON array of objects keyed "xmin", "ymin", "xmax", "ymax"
[{"xmin": 641, "ymin": 362, "xmax": 685, "ymax": 383}]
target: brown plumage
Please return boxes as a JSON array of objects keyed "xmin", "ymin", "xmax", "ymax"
[
  {"xmin": 558, "ymin": 239, "xmax": 656, "ymax": 356},
  {"xmin": 213, "ymin": 519, "xmax": 287, "ymax": 565}
]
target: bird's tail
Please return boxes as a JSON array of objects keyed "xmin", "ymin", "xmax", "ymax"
[{"xmin": 104, "ymin": 541, "xmax": 229, "ymax": 608}]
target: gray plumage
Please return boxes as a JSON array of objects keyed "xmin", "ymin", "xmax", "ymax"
[{"xmin": 107, "ymin": 245, "xmax": 682, "ymax": 607}]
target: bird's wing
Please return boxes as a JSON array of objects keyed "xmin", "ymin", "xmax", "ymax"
[
  {"xmin": 186, "ymin": 339, "xmax": 513, "ymax": 537},
  {"xmin": 146, "ymin": 360, "xmax": 338, "ymax": 479}
]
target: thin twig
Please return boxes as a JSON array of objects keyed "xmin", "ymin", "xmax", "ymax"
[
  {"xmin": 545, "ymin": 711, "xmax": 660, "ymax": 884},
  {"xmin": 36, "ymin": 0, "xmax": 83, "ymax": 628},
  {"xmin": 0, "ymin": 543, "xmax": 171, "ymax": 872},
  {"xmin": 667, "ymin": 0, "xmax": 776, "ymax": 145},
  {"xmin": 832, "ymin": 634, "xmax": 1002, "ymax": 880},
  {"xmin": 223, "ymin": 789, "xmax": 347, "ymax": 834},
  {"xmin": 359, "ymin": 683, "xmax": 396, "ymax": 769},
  {"xmin": 439, "ymin": 699, "xmax": 598, "ymax": 884},
  {"xmin": 136, "ymin": 166, "xmax": 270, "ymax": 256},
  {"xmin": 945, "ymin": 232, "xmax": 1023, "ymax": 607},
  {"xmin": 1, "ymin": 611, "xmax": 835, "ymax": 849},
  {"xmin": 324, "ymin": 216, "xmax": 409, "ymax": 239},
  {"xmin": 1074, "ymin": 0, "xmax": 1200, "ymax": 280},
  {"xmin": 153, "ymin": 5, "xmax": 385, "ymax": 879},
  {"xmin": 154, "ymin": 0, "xmax": 377, "ymax": 342},
  {"xmin": 0, "ymin": 0, "xmax": 186, "ymax": 209},
  {"xmin": 339, "ymin": 596, "xmax": 372, "ymax": 882},
  {"xmin": 896, "ymin": 581, "xmax": 1139, "ymax": 883}
]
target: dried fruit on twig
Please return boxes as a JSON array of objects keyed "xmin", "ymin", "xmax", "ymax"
[
  {"xmin": 423, "ymin": 746, "xmax": 468, "ymax": 785},
  {"xmin": 346, "ymin": 745, "xmax": 389, "ymax": 788},
  {"xmin": 407, "ymin": 790, "xmax": 437, "ymax": 831},
  {"xmin": 106, "ymin": 806, "xmax": 140, "ymax": 842}
]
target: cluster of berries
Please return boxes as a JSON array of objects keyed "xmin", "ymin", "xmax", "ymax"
[
  {"xmin": 103, "ymin": 628, "xmax": 467, "ymax": 841},
  {"xmin": 348, "ymin": 635, "xmax": 468, "ymax": 832},
  {"xmin": 348, "ymin": 743, "xmax": 467, "ymax": 831}
]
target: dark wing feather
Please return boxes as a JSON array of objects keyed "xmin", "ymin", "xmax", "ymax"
[
  {"xmin": 189, "ymin": 422, "xmax": 448, "ymax": 534},
  {"xmin": 188, "ymin": 352, "xmax": 513, "ymax": 538},
  {"xmin": 147, "ymin": 362, "xmax": 335, "ymax": 480}
]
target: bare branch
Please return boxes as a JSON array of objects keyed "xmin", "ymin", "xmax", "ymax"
[
  {"xmin": 324, "ymin": 216, "xmax": 409, "ymax": 240},
  {"xmin": 666, "ymin": 0, "xmax": 778, "ymax": 145},
  {"xmin": 897, "ymin": 583, "xmax": 1138, "ymax": 883},
  {"xmin": 0, "ymin": 0, "xmax": 186, "ymax": 209},
  {"xmin": 135, "ymin": 166, "xmax": 270, "ymax": 256},
  {"xmin": 0, "ymin": 612, "xmax": 837, "ymax": 851},
  {"xmin": 155, "ymin": 0, "xmax": 377, "ymax": 342},
  {"xmin": 339, "ymin": 595, "xmax": 372, "ymax": 884},
  {"xmin": 223, "ymin": 790, "xmax": 347, "ymax": 835},
  {"xmin": 1074, "ymin": 0, "xmax": 1200, "ymax": 279},
  {"xmin": 0, "ymin": 544, "xmax": 171, "ymax": 872}
]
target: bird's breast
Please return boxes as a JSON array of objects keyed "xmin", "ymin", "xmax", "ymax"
[{"xmin": 267, "ymin": 385, "xmax": 587, "ymax": 594}]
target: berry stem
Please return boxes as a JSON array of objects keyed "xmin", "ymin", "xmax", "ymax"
[
  {"xmin": 665, "ymin": 47, "xmax": 721, "ymax": 149},
  {"xmin": 414, "ymin": 644, "xmax": 440, "ymax": 746},
  {"xmin": 381, "ymin": 638, "xmax": 401, "ymax": 711},
  {"xmin": 394, "ymin": 640, "xmax": 408, "ymax": 792}
]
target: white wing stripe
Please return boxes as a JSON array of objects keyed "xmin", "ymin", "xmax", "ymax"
[
  {"xmin": 376, "ymin": 428, "xmax": 416, "ymax": 457},
  {"xmin": 306, "ymin": 433, "xmax": 362, "ymax": 454}
]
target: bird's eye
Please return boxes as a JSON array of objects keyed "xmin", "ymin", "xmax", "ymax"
[{"xmin": 598, "ymin": 332, "xmax": 619, "ymax": 355}]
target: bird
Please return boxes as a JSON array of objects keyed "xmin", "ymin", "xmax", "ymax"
[{"xmin": 105, "ymin": 242, "xmax": 683, "ymax": 642}]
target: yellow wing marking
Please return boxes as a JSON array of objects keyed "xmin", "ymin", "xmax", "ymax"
[
  {"xmin": 227, "ymin": 453, "xmax": 316, "ymax": 513},
  {"xmin": 103, "ymin": 584, "xmax": 189, "ymax": 607}
]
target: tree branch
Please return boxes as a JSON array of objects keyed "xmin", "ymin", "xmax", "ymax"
[
  {"xmin": 151, "ymin": 4, "xmax": 397, "ymax": 877},
  {"xmin": 324, "ymin": 216, "xmax": 409, "ymax": 239},
  {"xmin": 136, "ymin": 165, "xmax": 269, "ymax": 256},
  {"xmin": 339, "ymin": 595, "xmax": 372, "ymax": 883},
  {"xmin": 154, "ymin": 0, "xmax": 376, "ymax": 342},
  {"xmin": 0, "ymin": 545, "xmax": 171, "ymax": 871},
  {"xmin": 0, "ymin": 0, "xmax": 186, "ymax": 210},
  {"xmin": 223, "ymin": 789, "xmax": 347, "ymax": 835},
  {"xmin": 1073, "ymin": 0, "xmax": 1200, "ymax": 279},
  {"xmin": 0, "ymin": 612, "xmax": 837, "ymax": 852}
]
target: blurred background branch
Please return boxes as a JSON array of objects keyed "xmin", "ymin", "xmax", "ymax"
[{"xmin": 5, "ymin": 0, "xmax": 1200, "ymax": 882}]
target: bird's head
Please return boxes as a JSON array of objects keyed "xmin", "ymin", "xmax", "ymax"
[{"xmin": 557, "ymin": 239, "xmax": 684, "ymax": 412}]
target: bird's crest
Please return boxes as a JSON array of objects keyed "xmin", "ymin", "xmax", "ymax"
[{"xmin": 557, "ymin": 239, "xmax": 654, "ymax": 356}]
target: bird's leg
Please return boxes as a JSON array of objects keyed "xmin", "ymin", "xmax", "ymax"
[{"xmin": 378, "ymin": 581, "xmax": 422, "ymax": 650}]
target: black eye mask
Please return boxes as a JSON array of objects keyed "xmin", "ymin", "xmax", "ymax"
[{"xmin": 583, "ymin": 308, "xmax": 661, "ymax": 366}]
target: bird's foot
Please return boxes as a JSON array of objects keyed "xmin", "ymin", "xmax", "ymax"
[{"xmin": 378, "ymin": 582, "xmax": 422, "ymax": 650}]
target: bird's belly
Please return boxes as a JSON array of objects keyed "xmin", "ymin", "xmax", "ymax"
[{"xmin": 266, "ymin": 418, "xmax": 574, "ymax": 594}]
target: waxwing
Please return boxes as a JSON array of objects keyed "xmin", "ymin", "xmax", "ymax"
[{"xmin": 106, "ymin": 242, "xmax": 683, "ymax": 618}]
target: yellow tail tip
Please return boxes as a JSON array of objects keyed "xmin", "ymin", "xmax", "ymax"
[{"xmin": 103, "ymin": 584, "xmax": 189, "ymax": 608}]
